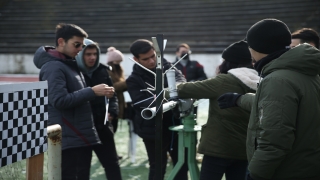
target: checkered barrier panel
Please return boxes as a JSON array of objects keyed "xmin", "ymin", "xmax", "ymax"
[{"xmin": 0, "ymin": 81, "xmax": 48, "ymax": 167}]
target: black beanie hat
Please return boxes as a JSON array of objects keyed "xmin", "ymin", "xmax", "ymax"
[
  {"xmin": 222, "ymin": 40, "xmax": 252, "ymax": 64},
  {"xmin": 246, "ymin": 18, "xmax": 291, "ymax": 54}
]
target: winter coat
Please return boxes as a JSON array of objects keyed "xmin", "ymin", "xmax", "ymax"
[
  {"xmin": 177, "ymin": 67, "xmax": 259, "ymax": 160},
  {"xmin": 247, "ymin": 44, "xmax": 320, "ymax": 180},
  {"xmin": 107, "ymin": 65, "xmax": 127, "ymax": 119},
  {"xmin": 33, "ymin": 46, "xmax": 100, "ymax": 150},
  {"xmin": 175, "ymin": 59, "xmax": 207, "ymax": 82},
  {"xmin": 82, "ymin": 64, "xmax": 119, "ymax": 143},
  {"xmin": 82, "ymin": 64, "xmax": 119, "ymax": 121},
  {"xmin": 75, "ymin": 39, "xmax": 119, "ymax": 143},
  {"xmin": 126, "ymin": 59, "xmax": 186, "ymax": 139}
]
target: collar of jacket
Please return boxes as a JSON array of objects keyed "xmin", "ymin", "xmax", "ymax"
[
  {"xmin": 254, "ymin": 48, "xmax": 289, "ymax": 76},
  {"xmin": 133, "ymin": 64, "xmax": 156, "ymax": 76}
]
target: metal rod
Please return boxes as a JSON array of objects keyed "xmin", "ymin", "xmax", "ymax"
[
  {"xmin": 153, "ymin": 34, "xmax": 164, "ymax": 180},
  {"xmin": 128, "ymin": 57, "xmax": 156, "ymax": 76},
  {"xmin": 164, "ymin": 53, "xmax": 187, "ymax": 75},
  {"xmin": 141, "ymin": 101, "xmax": 178, "ymax": 120}
]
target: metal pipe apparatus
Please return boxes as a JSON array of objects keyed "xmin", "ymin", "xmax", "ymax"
[
  {"xmin": 128, "ymin": 35, "xmax": 193, "ymax": 180},
  {"xmin": 141, "ymin": 70, "xmax": 194, "ymax": 120}
]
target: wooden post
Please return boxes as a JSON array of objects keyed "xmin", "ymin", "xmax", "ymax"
[{"xmin": 26, "ymin": 153, "xmax": 44, "ymax": 180}]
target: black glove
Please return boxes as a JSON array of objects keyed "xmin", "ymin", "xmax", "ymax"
[{"xmin": 217, "ymin": 93, "xmax": 242, "ymax": 109}]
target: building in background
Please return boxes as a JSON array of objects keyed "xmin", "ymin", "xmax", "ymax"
[{"xmin": 0, "ymin": 0, "xmax": 319, "ymax": 77}]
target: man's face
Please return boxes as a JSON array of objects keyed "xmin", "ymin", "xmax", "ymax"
[
  {"xmin": 249, "ymin": 47, "xmax": 267, "ymax": 62},
  {"xmin": 290, "ymin": 38, "xmax": 301, "ymax": 48},
  {"xmin": 176, "ymin": 47, "xmax": 189, "ymax": 58},
  {"xmin": 134, "ymin": 49, "xmax": 156, "ymax": 70},
  {"xmin": 59, "ymin": 36, "xmax": 85, "ymax": 58},
  {"xmin": 83, "ymin": 48, "xmax": 98, "ymax": 68}
]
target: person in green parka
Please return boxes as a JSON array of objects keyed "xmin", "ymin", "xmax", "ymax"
[
  {"xmin": 175, "ymin": 40, "xmax": 260, "ymax": 180},
  {"xmin": 218, "ymin": 19, "xmax": 320, "ymax": 180}
]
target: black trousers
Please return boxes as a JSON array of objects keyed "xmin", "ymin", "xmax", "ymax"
[
  {"xmin": 111, "ymin": 118, "xmax": 119, "ymax": 133},
  {"xmin": 62, "ymin": 146, "xmax": 93, "ymax": 180},
  {"xmin": 94, "ymin": 122, "xmax": 122, "ymax": 180},
  {"xmin": 200, "ymin": 155, "xmax": 248, "ymax": 180},
  {"xmin": 143, "ymin": 131, "xmax": 189, "ymax": 180},
  {"xmin": 61, "ymin": 123, "xmax": 122, "ymax": 180}
]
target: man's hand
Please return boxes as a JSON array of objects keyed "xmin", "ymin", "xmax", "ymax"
[
  {"xmin": 92, "ymin": 84, "xmax": 115, "ymax": 97},
  {"xmin": 217, "ymin": 93, "xmax": 242, "ymax": 109},
  {"xmin": 108, "ymin": 113, "xmax": 114, "ymax": 121}
]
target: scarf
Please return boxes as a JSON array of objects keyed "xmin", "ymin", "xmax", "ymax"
[{"xmin": 254, "ymin": 48, "xmax": 289, "ymax": 76}]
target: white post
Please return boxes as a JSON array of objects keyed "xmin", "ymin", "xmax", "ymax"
[{"xmin": 47, "ymin": 124, "xmax": 62, "ymax": 180}]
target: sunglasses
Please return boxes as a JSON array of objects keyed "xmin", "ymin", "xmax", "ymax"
[{"xmin": 73, "ymin": 42, "xmax": 86, "ymax": 49}]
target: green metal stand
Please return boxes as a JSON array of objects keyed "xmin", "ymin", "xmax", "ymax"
[{"xmin": 167, "ymin": 112, "xmax": 201, "ymax": 180}]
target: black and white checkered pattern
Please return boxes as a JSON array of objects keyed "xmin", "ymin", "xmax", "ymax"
[{"xmin": 0, "ymin": 82, "xmax": 48, "ymax": 167}]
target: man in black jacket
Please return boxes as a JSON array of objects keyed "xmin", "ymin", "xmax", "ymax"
[
  {"xmin": 126, "ymin": 39, "xmax": 188, "ymax": 180},
  {"xmin": 33, "ymin": 23, "xmax": 114, "ymax": 179},
  {"xmin": 75, "ymin": 39, "xmax": 122, "ymax": 180}
]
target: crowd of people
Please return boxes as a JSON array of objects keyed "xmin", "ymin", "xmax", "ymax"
[{"xmin": 33, "ymin": 18, "xmax": 320, "ymax": 180}]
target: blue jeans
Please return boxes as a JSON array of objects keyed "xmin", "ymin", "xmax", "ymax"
[{"xmin": 200, "ymin": 155, "xmax": 248, "ymax": 180}]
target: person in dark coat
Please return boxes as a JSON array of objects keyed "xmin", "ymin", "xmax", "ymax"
[
  {"xmin": 175, "ymin": 41, "xmax": 259, "ymax": 180},
  {"xmin": 126, "ymin": 39, "xmax": 188, "ymax": 180},
  {"xmin": 33, "ymin": 23, "xmax": 113, "ymax": 179},
  {"xmin": 174, "ymin": 43, "xmax": 207, "ymax": 82},
  {"xmin": 75, "ymin": 39, "xmax": 122, "ymax": 180},
  {"xmin": 219, "ymin": 18, "xmax": 320, "ymax": 180},
  {"xmin": 174, "ymin": 43, "xmax": 207, "ymax": 120}
]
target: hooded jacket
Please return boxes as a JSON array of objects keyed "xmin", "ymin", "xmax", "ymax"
[
  {"xmin": 126, "ymin": 59, "xmax": 186, "ymax": 139},
  {"xmin": 177, "ymin": 67, "xmax": 259, "ymax": 160},
  {"xmin": 75, "ymin": 39, "xmax": 119, "ymax": 143},
  {"xmin": 33, "ymin": 46, "xmax": 100, "ymax": 150},
  {"xmin": 247, "ymin": 44, "xmax": 320, "ymax": 180}
]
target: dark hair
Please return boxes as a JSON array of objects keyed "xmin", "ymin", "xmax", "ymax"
[
  {"xmin": 176, "ymin": 43, "xmax": 190, "ymax": 52},
  {"xmin": 130, "ymin": 39, "xmax": 154, "ymax": 58},
  {"xmin": 85, "ymin": 43, "xmax": 99, "ymax": 50},
  {"xmin": 108, "ymin": 62, "xmax": 125, "ymax": 81},
  {"xmin": 55, "ymin": 23, "xmax": 88, "ymax": 46},
  {"xmin": 291, "ymin": 28, "xmax": 319, "ymax": 49},
  {"xmin": 217, "ymin": 61, "xmax": 253, "ymax": 74}
]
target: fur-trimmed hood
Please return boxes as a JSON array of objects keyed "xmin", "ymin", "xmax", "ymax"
[{"xmin": 228, "ymin": 67, "xmax": 260, "ymax": 90}]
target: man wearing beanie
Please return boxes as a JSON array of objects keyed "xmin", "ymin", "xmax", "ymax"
[
  {"xmin": 175, "ymin": 40, "xmax": 259, "ymax": 180},
  {"xmin": 219, "ymin": 18, "xmax": 320, "ymax": 180}
]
